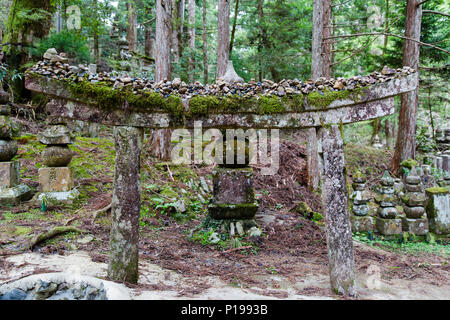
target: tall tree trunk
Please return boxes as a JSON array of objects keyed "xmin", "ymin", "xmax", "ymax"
[
  {"xmin": 321, "ymin": 0, "xmax": 331, "ymax": 78},
  {"xmin": 127, "ymin": 0, "xmax": 137, "ymax": 52},
  {"xmin": 392, "ymin": 0, "xmax": 422, "ymax": 173},
  {"xmin": 202, "ymin": 0, "xmax": 208, "ymax": 83},
  {"xmin": 56, "ymin": 3, "xmax": 62, "ymax": 33},
  {"xmin": 152, "ymin": 0, "xmax": 173, "ymax": 161},
  {"xmin": 229, "ymin": 0, "xmax": 239, "ymax": 56},
  {"xmin": 311, "ymin": 0, "xmax": 324, "ymax": 80},
  {"xmin": 216, "ymin": 0, "xmax": 230, "ymax": 79},
  {"xmin": 93, "ymin": 0, "xmax": 100, "ymax": 64},
  {"xmin": 308, "ymin": 0, "xmax": 331, "ymax": 190},
  {"xmin": 385, "ymin": 119, "xmax": 392, "ymax": 150},
  {"xmin": 144, "ymin": 26, "xmax": 155, "ymax": 60},
  {"xmin": 156, "ymin": 0, "xmax": 172, "ymax": 81},
  {"xmin": 187, "ymin": 0, "xmax": 196, "ymax": 83},
  {"xmin": 171, "ymin": 0, "xmax": 184, "ymax": 63},
  {"xmin": 257, "ymin": 0, "xmax": 263, "ymax": 82}
]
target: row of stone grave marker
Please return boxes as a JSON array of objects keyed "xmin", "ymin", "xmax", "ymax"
[{"xmin": 350, "ymin": 168, "xmax": 449, "ymax": 237}]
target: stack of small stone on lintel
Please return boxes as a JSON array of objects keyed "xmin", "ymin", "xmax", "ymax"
[
  {"xmin": 401, "ymin": 167, "xmax": 429, "ymax": 235},
  {"xmin": 0, "ymin": 95, "xmax": 32, "ymax": 205}
]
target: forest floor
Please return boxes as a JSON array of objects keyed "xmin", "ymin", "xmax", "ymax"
[{"xmin": 0, "ymin": 122, "xmax": 449, "ymax": 300}]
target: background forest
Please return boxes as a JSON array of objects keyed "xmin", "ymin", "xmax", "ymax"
[{"xmin": 0, "ymin": 0, "xmax": 448, "ymax": 146}]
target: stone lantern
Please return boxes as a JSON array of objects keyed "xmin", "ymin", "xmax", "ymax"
[
  {"xmin": 0, "ymin": 103, "xmax": 32, "ymax": 205},
  {"xmin": 32, "ymin": 116, "xmax": 79, "ymax": 204},
  {"xmin": 401, "ymin": 167, "xmax": 428, "ymax": 235},
  {"xmin": 375, "ymin": 171, "xmax": 402, "ymax": 235},
  {"xmin": 350, "ymin": 171, "xmax": 374, "ymax": 232}
]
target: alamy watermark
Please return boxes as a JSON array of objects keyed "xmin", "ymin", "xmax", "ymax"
[{"xmin": 170, "ymin": 121, "xmax": 280, "ymax": 176}]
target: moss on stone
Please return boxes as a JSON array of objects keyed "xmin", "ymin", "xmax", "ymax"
[
  {"xmin": 400, "ymin": 158, "xmax": 418, "ymax": 169},
  {"xmin": 306, "ymin": 87, "xmax": 364, "ymax": 109},
  {"xmin": 425, "ymin": 187, "xmax": 449, "ymax": 194}
]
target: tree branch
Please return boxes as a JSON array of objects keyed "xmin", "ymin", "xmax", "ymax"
[
  {"xmin": 417, "ymin": 0, "xmax": 431, "ymax": 6},
  {"xmin": 422, "ymin": 10, "xmax": 450, "ymax": 18},
  {"xmin": 325, "ymin": 32, "xmax": 450, "ymax": 54}
]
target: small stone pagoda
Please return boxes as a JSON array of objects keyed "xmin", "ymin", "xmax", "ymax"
[
  {"xmin": 0, "ymin": 102, "xmax": 32, "ymax": 205},
  {"xmin": 401, "ymin": 167, "xmax": 428, "ymax": 235},
  {"xmin": 350, "ymin": 171, "xmax": 374, "ymax": 232},
  {"xmin": 375, "ymin": 171, "xmax": 402, "ymax": 235},
  {"xmin": 32, "ymin": 117, "xmax": 79, "ymax": 204},
  {"xmin": 207, "ymin": 136, "xmax": 259, "ymax": 237}
]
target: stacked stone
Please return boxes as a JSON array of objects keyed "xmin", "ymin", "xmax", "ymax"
[
  {"xmin": 425, "ymin": 187, "xmax": 449, "ymax": 235},
  {"xmin": 401, "ymin": 167, "xmax": 429, "ymax": 235},
  {"xmin": 32, "ymin": 117, "xmax": 79, "ymax": 204},
  {"xmin": 350, "ymin": 171, "xmax": 374, "ymax": 232},
  {"xmin": 208, "ymin": 136, "xmax": 259, "ymax": 239},
  {"xmin": 375, "ymin": 171, "xmax": 402, "ymax": 235},
  {"xmin": 434, "ymin": 127, "xmax": 450, "ymax": 186},
  {"xmin": 0, "ymin": 102, "xmax": 32, "ymax": 205},
  {"xmin": 27, "ymin": 56, "xmax": 417, "ymax": 100}
]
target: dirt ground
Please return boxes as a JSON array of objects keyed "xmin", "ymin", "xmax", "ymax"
[
  {"xmin": 1, "ymin": 215, "xmax": 449, "ymax": 300},
  {"xmin": 0, "ymin": 122, "xmax": 449, "ymax": 300}
]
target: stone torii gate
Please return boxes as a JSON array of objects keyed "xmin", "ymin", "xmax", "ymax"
[{"xmin": 24, "ymin": 67, "xmax": 418, "ymax": 296}]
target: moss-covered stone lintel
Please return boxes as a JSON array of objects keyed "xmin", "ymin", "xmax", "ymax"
[{"xmin": 24, "ymin": 72, "xmax": 418, "ymax": 129}]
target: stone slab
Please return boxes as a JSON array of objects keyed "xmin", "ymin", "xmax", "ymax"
[
  {"xmin": 32, "ymin": 189, "xmax": 80, "ymax": 205},
  {"xmin": 212, "ymin": 167, "xmax": 254, "ymax": 204},
  {"xmin": 375, "ymin": 217, "xmax": 402, "ymax": 235},
  {"xmin": 0, "ymin": 161, "xmax": 20, "ymax": 187},
  {"xmin": 351, "ymin": 215, "xmax": 374, "ymax": 233},
  {"xmin": 0, "ymin": 184, "xmax": 32, "ymax": 205},
  {"xmin": 426, "ymin": 188, "xmax": 450, "ymax": 234},
  {"xmin": 208, "ymin": 203, "xmax": 258, "ymax": 220},
  {"xmin": 401, "ymin": 217, "xmax": 429, "ymax": 235},
  {"xmin": 39, "ymin": 167, "xmax": 74, "ymax": 192}
]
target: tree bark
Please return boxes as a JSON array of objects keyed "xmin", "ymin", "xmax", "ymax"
[
  {"xmin": 171, "ymin": 0, "xmax": 184, "ymax": 63},
  {"xmin": 108, "ymin": 126, "xmax": 143, "ymax": 284},
  {"xmin": 308, "ymin": 0, "xmax": 332, "ymax": 190},
  {"xmin": 216, "ymin": 0, "xmax": 230, "ymax": 79},
  {"xmin": 311, "ymin": 0, "xmax": 324, "ymax": 80},
  {"xmin": 385, "ymin": 119, "xmax": 392, "ymax": 150},
  {"xmin": 126, "ymin": 0, "xmax": 137, "ymax": 52},
  {"xmin": 144, "ymin": 26, "xmax": 155, "ymax": 60},
  {"xmin": 153, "ymin": 0, "xmax": 173, "ymax": 160},
  {"xmin": 155, "ymin": 0, "xmax": 172, "ymax": 81},
  {"xmin": 321, "ymin": 125, "xmax": 356, "ymax": 297},
  {"xmin": 257, "ymin": 0, "xmax": 263, "ymax": 82},
  {"xmin": 187, "ymin": 0, "xmax": 196, "ymax": 83},
  {"xmin": 202, "ymin": 0, "xmax": 208, "ymax": 83},
  {"xmin": 321, "ymin": 0, "xmax": 331, "ymax": 78},
  {"xmin": 229, "ymin": 0, "xmax": 240, "ymax": 56},
  {"xmin": 392, "ymin": 0, "xmax": 422, "ymax": 173},
  {"xmin": 93, "ymin": 0, "xmax": 99, "ymax": 64}
]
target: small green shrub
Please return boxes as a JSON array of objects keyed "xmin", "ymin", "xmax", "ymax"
[{"xmin": 32, "ymin": 31, "xmax": 91, "ymax": 63}]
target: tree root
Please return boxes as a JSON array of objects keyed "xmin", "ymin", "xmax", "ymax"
[
  {"xmin": 92, "ymin": 203, "xmax": 112, "ymax": 220},
  {"xmin": 29, "ymin": 226, "xmax": 87, "ymax": 250}
]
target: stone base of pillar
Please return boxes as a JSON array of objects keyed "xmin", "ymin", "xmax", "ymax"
[
  {"xmin": 0, "ymin": 184, "xmax": 32, "ymax": 205},
  {"xmin": 401, "ymin": 217, "xmax": 429, "ymax": 235},
  {"xmin": 351, "ymin": 215, "xmax": 375, "ymax": 233},
  {"xmin": 32, "ymin": 189, "xmax": 80, "ymax": 205},
  {"xmin": 376, "ymin": 217, "xmax": 402, "ymax": 235},
  {"xmin": 208, "ymin": 203, "xmax": 259, "ymax": 220}
]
